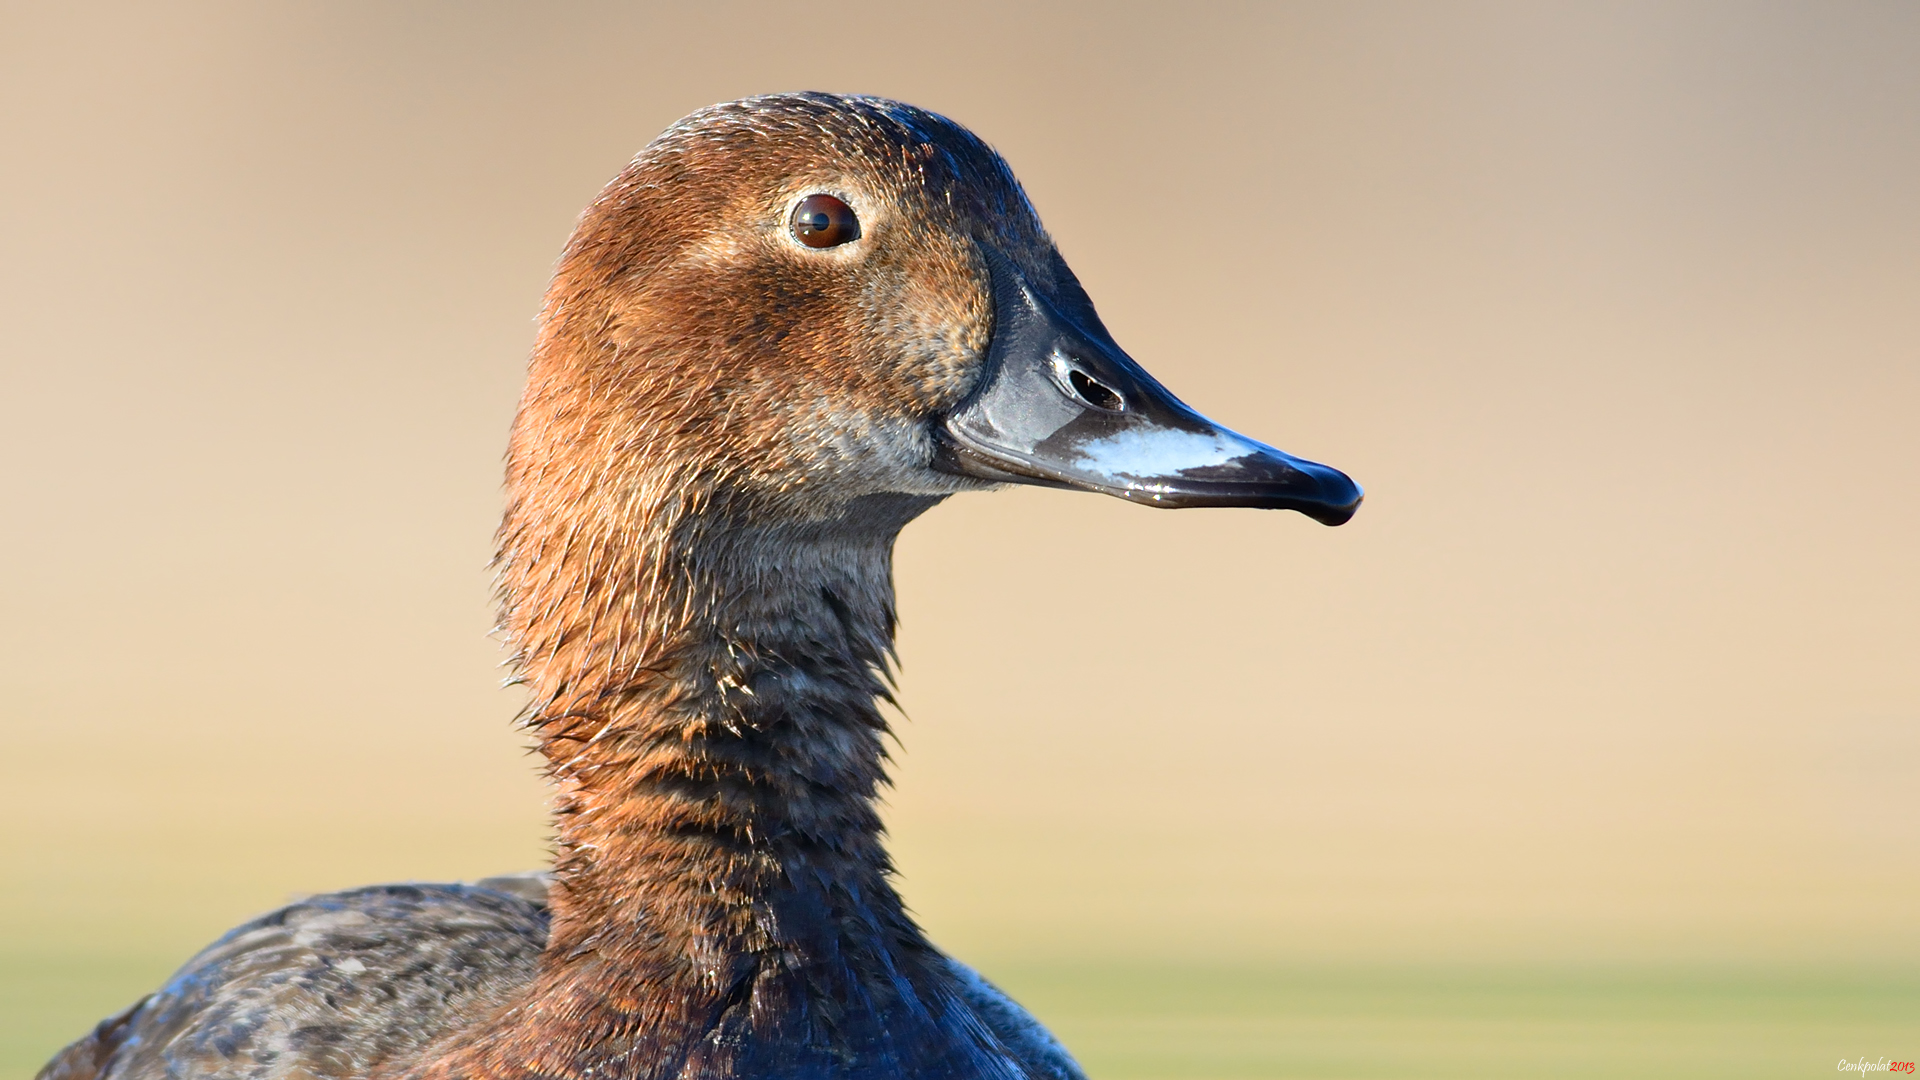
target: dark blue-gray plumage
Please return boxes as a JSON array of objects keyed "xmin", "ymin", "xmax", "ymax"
[{"xmin": 40, "ymin": 875, "xmax": 1081, "ymax": 1080}]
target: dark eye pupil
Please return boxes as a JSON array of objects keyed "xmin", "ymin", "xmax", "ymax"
[{"xmin": 791, "ymin": 194, "xmax": 859, "ymax": 248}]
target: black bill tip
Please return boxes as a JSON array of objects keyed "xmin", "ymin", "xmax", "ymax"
[{"xmin": 1129, "ymin": 446, "xmax": 1364, "ymax": 525}]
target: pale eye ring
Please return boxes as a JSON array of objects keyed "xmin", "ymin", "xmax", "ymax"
[{"xmin": 790, "ymin": 194, "xmax": 860, "ymax": 248}]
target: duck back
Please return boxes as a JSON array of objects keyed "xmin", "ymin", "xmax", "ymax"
[
  {"xmin": 37, "ymin": 879, "xmax": 549, "ymax": 1080},
  {"xmin": 37, "ymin": 875, "xmax": 1080, "ymax": 1080}
]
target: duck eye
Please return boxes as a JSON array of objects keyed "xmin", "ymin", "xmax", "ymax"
[{"xmin": 790, "ymin": 194, "xmax": 860, "ymax": 248}]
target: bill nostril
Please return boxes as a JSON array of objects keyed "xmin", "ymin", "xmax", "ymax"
[{"xmin": 1067, "ymin": 368, "xmax": 1124, "ymax": 412}]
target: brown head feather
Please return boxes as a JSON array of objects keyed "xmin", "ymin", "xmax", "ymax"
[{"xmin": 404, "ymin": 94, "xmax": 1077, "ymax": 1077}]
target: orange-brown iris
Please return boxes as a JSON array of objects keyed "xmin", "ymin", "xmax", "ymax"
[{"xmin": 790, "ymin": 194, "xmax": 860, "ymax": 248}]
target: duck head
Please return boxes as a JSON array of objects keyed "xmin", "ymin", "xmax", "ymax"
[
  {"xmin": 512, "ymin": 92, "xmax": 1360, "ymax": 540},
  {"xmin": 462, "ymin": 93, "xmax": 1368, "ymax": 1076}
]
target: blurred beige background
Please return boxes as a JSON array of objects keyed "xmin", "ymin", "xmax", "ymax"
[{"xmin": 2, "ymin": 0, "xmax": 1916, "ymax": 1047}]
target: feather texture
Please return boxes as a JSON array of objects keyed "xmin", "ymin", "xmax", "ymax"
[{"xmin": 43, "ymin": 92, "xmax": 1099, "ymax": 1078}]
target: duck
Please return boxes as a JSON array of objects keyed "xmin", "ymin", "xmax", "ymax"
[{"xmin": 39, "ymin": 92, "xmax": 1361, "ymax": 1080}]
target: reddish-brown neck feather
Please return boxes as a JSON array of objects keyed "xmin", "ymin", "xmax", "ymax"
[
  {"xmin": 400, "ymin": 292, "xmax": 951, "ymax": 1073},
  {"xmin": 391, "ymin": 91, "xmax": 1054, "ymax": 1078}
]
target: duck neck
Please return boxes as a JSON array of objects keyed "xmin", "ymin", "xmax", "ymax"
[{"xmin": 506, "ymin": 489, "xmax": 942, "ymax": 980}]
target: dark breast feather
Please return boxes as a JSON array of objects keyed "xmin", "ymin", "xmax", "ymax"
[{"xmin": 37, "ymin": 874, "xmax": 1083, "ymax": 1080}]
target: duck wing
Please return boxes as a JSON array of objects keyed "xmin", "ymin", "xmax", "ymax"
[
  {"xmin": 36, "ymin": 876, "xmax": 550, "ymax": 1080},
  {"xmin": 40, "ymin": 873, "xmax": 1084, "ymax": 1080}
]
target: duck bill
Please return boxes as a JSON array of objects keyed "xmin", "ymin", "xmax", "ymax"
[{"xmin": 931, "ymin": 250, "xmax": 1362, "ymax": 526}]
